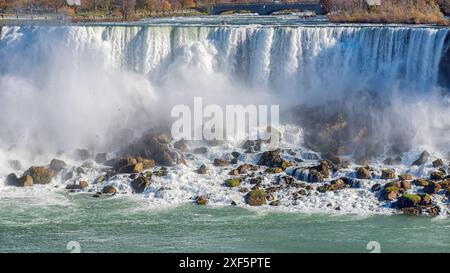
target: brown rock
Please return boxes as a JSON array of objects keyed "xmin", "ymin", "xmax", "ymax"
[
  {"xmin": 102, "ymin": 186, "xmax": 117, "ymax": 194},
  {"xmin": 381, "ymin": 169, "xmax": 396, "ymax": 180},
  {"xmin": 130, "ymin": 176, "xmax": 150, "ymax": 193},
  {"xmin": 119, "ymin": 163, "xmax": 143, "ymax": 174},
  {"xmin": 24, "ymin": 166, "xmax": 55, "ymax": 184},
  {"xmin": 213, "ymin": 158, "xmax": 229, "ymax": 167},
  {"xmin": 356, "ymin": 167, "xmax": 371, "ymax": 179},
  {"xmin": 197, "ymin": 164, "xmax": 208, "ymax": 175},
  {"xmin": 196, "ymin": 196, "xmax": 208, "ymax": 205}
]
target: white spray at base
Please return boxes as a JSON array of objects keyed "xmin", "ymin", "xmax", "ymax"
[{"xmin": 0, "ymin": 24, "xmax": 449, "ymax": 215}]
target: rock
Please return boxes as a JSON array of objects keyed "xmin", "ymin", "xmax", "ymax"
[
  {"xmin": 317, "ymin": 179, "xmax": 348, "ymax": 192},
  {"xmin": 49, "ymin": 159, "xmax": 66, "ymax": 172},
  {"xmin": 423, "ymin": 182, "xmax": 442, "ymax": 194},
  {"xmin": 94, "ymin": 153, "xmax": 108, "ymax": 163},
  {"xmin": 193, "ymin": 147, "xmax": 208, "ymax": 154},
  {"xmin": 257, "ymin": 149, "xmax": 283, "ymax": 167},
  {"xmin": 239, "ymin": 187, "xmax": 249, "ymax": 193},
  {"xmin": 242, "ymin": 139, "xmax": 262, "ymax": 153},
  {"xmin": 24, "ymin": 166, "xmax": 55, "ymax": 184},
  {"xmin": 307, "ymin": 170, "xmax": 323, "ymax": 183},
  {"xmin": 135, "ymin": 157, "xmax": 155, "ymax": 169},
  {"xmin": 356, "ymin": 167, "xmax": 371, "ymax": 179},
  {"xmin": 153, "ymin": 167, "xmax": 169, "ymax": 177},
  {"xmin": 102, "ymin": 186, "xmax": 117, "ymax": 194},
  {"xmin": 94, "ymin": 175, "xmax": 106, "ymax": 184},
  {"xmin": 249, "ymin": 177, "xmax": 262, "ymax": 185},
  {"xmin": 266, "ymin": 193, "xmax": 275, "ymax": 201},
  {"xmin": 413, "ymin": 178, "xmax": 429, "ymax": 187},
  {"xmin": 371, "ymin": 183, "xmax": 381, "ymax": 191},
  {"xmin": 381, "ymin": 186, "xmax": 399, "ymax": 201},
  {"xmin": 196, "ymin": 196, "xmax": 208, "ymax": 205},
  {"xmin": 65, "ymin": 181, "xmax": 89, "ymax": 190},
  {"xmin": 269, "ymin": 200, "xmax": 280, "ymax": 206},
  {"xmin": 76, "ymin": 149, "xmax": 91, "ymax": 161},
  {"xmin": 430, "ymin": 171, "xmax": 445, "ymax": 181},
  {"xmin": 397, "ymin": 194, "xmax": 421, "ymax": 208},
  {"xmin": 384, "ymin": 156, "xmax": 402, "ymax": 165},
  {"xmin": 120, "ymin": 132, "xmax": 174, "ymax": 166},
  {"xmin": 197, "ymin": 164, "xmax": 208, "ymax": 175},
  {"xmin": 130, "ymin": 176, "xmax": 150, "ymax": 193},
  {"xmin": 265, "ymin": 167, "xmax": 283, "ymax": 174},
  {"xmin": 381, "ymin": 169, "xmax": 396, "ymax": 180},
  {"xmin": 432, "ymin": 158, "xmax": 444, "ymax": 168},
  {"xmin": 119, "ymin": 163, "xmax": 143, "ymax": 174},
  {"xmin": 225, "ymin": 178, "xmax": 241, "ymax": 188},
  {"xmin": 174, "ymin": 139, "xmax": 189, "ymax": 152},
  {"xmin": 231, "ymin": 152, "xmax": 241, "ymax": 158},
  {"xmin": 400, "ymin": 180, "xmax": 411, "ymax": 190},
  {"xmin": 5, "ymin": 173, "xmax": 33, "ymax": 187},
  {"xmin": 230, "ymin": 201, "xmax": 237, "ymax": 206},
  {"xmin": 213, "ymin": 158, "xmax": 228, "ymax": 167},
  {"xmin": 246, "ymin": 188, "xmax": 266, "ymax": 206},
  {"xmin": 412, "ymin": 151, "xmax": 430, "ymax": 166},
  {"xmin": 398, "ymin": 174, "xmax": 413, "ymax": 181},
  {"xmin": 237, "ymin": 164, "xmax": 253, "ymax": 174},
  {"xmin": 309, "ymin": 161, "xmax": 330, "ymax": 178},
  {"xmin": 228, "ymin": 169, "xmax": 239, "ymax": 175},
  {"xmin": 8, "ymin": 160, "xmax": 22, "ymax": 170},
  {"xmin": 418, "ymin": 193, "xmax": 432, "ymax": 205}
]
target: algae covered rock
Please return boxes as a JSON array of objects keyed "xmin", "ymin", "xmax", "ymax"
[
  {"xmin": 225, "ymin": 178, "xmax": 241, "ymax": 188},
  {"xmin": 246, "ymin": 188, "xmax": 266, "ymax": 206}
]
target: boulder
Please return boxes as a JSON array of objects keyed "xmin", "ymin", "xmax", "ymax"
[
  {"xmin": 384, "ymin": 156, "xmax": 402, "ymax": 165},
  {"xmin": 265, "ymin": 167, "xmax": 283, "ymax": 174},
  {"xmin": 423, "ymin": 182, "xmax": 442, "ymax": 194},
  {"xmin": 412, "ymin": 151, "xmax": 430, "ymax": 166},
  {"xmin": 430, "ymin": 171, "xmax": 445, "ymax": 181},
  {"xmin": 381, "ymin": 186, "xmax": 399, "ymax": 201},
  {"xmin": 174, "ymin": 139, "xmax": 189, "ymax": 152},
  {"xmin": 397, "ymin": 194, "xmax": 421, "ymax": 208},
  {"xmin": 356, "ymin": 167, "xmax": 371, "ymax": 179},
  {"xmin": 400, "ymin": 180, "xmax": 411, "ymax": 190},
  {"xmin": 119, "ymin": 132, "xmax": 174, "ymax": 166},
  {"xmin": 381, "ymin": 169, "xmax": 396, "ymax": 180},
  {"xmin": 231, "ymin": 151, "xmax": 241, "ymax": 159},
  {"xmin": 196, "ymin": 196, "xmax": 208, "ymax": 205},
  {"xmin": 197, "ymin": 164, "xmax": 208, "ymax": 175},
  {"xmin": 413, "ymin": 178, "xmax": 429, "ymax": 187},
  {"xmin": 309, "ymin": 161, "xmax": 330, "ymax": 178},
  {"xmin": 432, "ymin": 158, "xmax": 444, "ymax": 168},
  {"xmin": 307, "ymin": 169, "xmax": 324, "ymax": 183},
  {"xmin": 398, "ymin": 174, "xmax": 413, "ymax": 181},
  {"xmin": 135, "ymin": 157, "xmax": 155, "ymax": 169},
  {"xmin": 237, "ymin": 164, "xmax": 253, "ymax": 174},
  {"xmin": 130, "ymin": 176, "xmax": 150, "ymax": 193},
  {"xmin": 49, "ymin": 159, "xmax": 66, "ymax": 172},
  {"xmin": 119, "ymin": 162, "xmax": 143, "ymax": 174},
  {"xmin": 246, "ymin": 188, "xmax": 266, "ymax": 206},
  {"xmin": 24, "ymin": 166, "xmax": 55, "ymax": 184},
  {"xmin": 257, "ymin": 149, "xmax": 283, "ymax": 167},
  {"xmin": 213, "ymin": 158, "xmax": 228, "ymax": 167},
  {"xmin": 5, "ymin": 173, "xmax": 33, "ymax": 187},
  {"xmin": 225, "ymin": 178, "xmax": 241, "ymax": 188},
  {"xmin": 102, "ymin": 186, "xmax": 117, "ymax": 194},
  {"xmin": 242, "ymin": 139, "xmax": 262, "ymax": 153},
  {"xmin": 371, "ymin": 183, "xmax": 381, "ymax": 191}
]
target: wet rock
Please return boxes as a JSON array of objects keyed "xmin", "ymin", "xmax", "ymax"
[
  {"xmin": 246, "ymin": 188, "xmax": 266, "ymax": 206},
  {"xmin": 249, "ymin": 177, "xmax": 262, "ymax": 185},
  {"xmin": 213, "ymin": 158, "xmax": 229, "ymax": 167},
  {"xmin": 400, "ymin": 180, "xmax": 411, "ymax": 190},
  {"xmin": 230, "ymin": 201, "xmax": 237, "ymax": 206},
  {"xmin": 309, "ymin": 161, "xmax": 330, "ymax": 178},
  {"xmin": 307, "ymin": 170, "xmax": 324, "ymax": 183},
  {"xmin": 119, "ymin": 162, "xmax": 143, "ymax": 174},
  {"xmin": 371, "ymin": 183, "xmax": 381, "ymax": 191},
  {"xmin": 322, "ymin": 153, "xmax": 342, "ymax": 165},
  {"xmin": 76, "ymin": 149, "xmax": 92, "ymax": 161},
  {"xmin": 65, "ymin": 181, "xmax": 89, "ymax": 190},
  {"xmin": 432, "ymin": 158, "xmax": 444, "ymax": 168},
  {"xmin": 239, "ymin": 187, "xmax": 249, "ymax": 193},
  {"xmin": 153, "ymin": 167, "xmax": 169, "ymax": 177},
  {"xmin": 228, "ymin": 169, "xmax": 239, "ymax": 175},
  {"xmin": 6, "ymin": 173, "xmax": 33, "ymax": 187},
  {"xmin": 381, "ymin": 186, "xmax": 399, "ymax": 201},
  {"xmin": 317, "ymin": 179, "xmax": 348, "ymax": 193},
  {"xmin": 257, "ymin": 149, "xmax": 283, "ymax": 167},
  {"xmin": 356, "ymin": 167, "xmax": 371, "ymax": 179},
  {"xmin": 412, "ymin": 151, "xmax": 430, "ymax": 166},
  {"xmin": 193, "ymin": 147, "xmax": 208, "ymax": 154},
  {"xmin": 397, "ymin": 194, "xmax": 421, "ymax": 208},
  {"xmin": 231, "ymin": 151, "xmax": 241, "ymax": 158},
  {"xmin": 130, "ymin": 176, "xmax": 150, "ymax": 193},
  {"xmin": 174, "ymin": 139, "xmax": 189, "ymax": 152},
  {"xmin": 197, "ymin": 164, "xmax": 208, "ymax": 175},
  {"xmin": 266, "ymin": 193, "xmax": 275, "ymax": 201},
  {"xmin": 423, "ymin": 182, "xmax": 442, "ymax": 194},
  {"xmin": 102, "ymin": 186, "xmax": 117, "ymax": 194},
  {"xmin": 120, "ymin": 132, "xmax": 174, "ymax": 166},
  {"xmin": 302, "ymin": 152, "xmax": 319, "ymax": 160},
  {"xmin": 237, "ymin": 164, "xmax": 253, "ymax": 174},
  {"xmin": 50, "ymin": 159, "xmax": 66, "ymax": 172},
  {"xmin": 225, "ymin": 178, "xmax": 241, "ymax": 188},
  {"xmin": 265, "ymin": 167, "xmax": 283, "ymax": 174},
  {"xmin": 196, "ymin": 196, "xmax": 208, "ymax": 205},
  {"xmin": 413, "ymin": 178, "xmax": 429, "ymax": 187},
  {"xmin": 24, "ymin": 166, "xmax": 55, "ymax": 184},
  {"xmin": 8, "ymin": 160, "xmax": 22, "ymax": 171},
  {"xmin": 398, "ymin": 174, "xmax": 413, "ymax": 181},
  {"xmin": 430, "ymin": 171, "xmax": 445, "ymax": 181},
  {"xmin": 242, "ymin": 139, "xmax": 262, "ymax": 153},
  {"xmin": 94, "ymin": 175, "xmax": 106, "ymax": 184},
  {"xmin": 381, "ymin": 169, "xmax": 396, "ymax": 180}
]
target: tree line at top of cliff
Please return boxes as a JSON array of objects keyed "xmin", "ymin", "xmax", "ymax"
[{"xmin": 0, "ymin": 0, "xmax": 448, "ymax": 24}]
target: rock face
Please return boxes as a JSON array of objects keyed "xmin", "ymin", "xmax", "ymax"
[
  {"xmin": 412, "ymin": 151, "xmax": 430, "ymax": 166},
  {"xmin": 120, "ymin": 132, "xmax": 175, "ymax": 166},
  {"xmin": 24, "ymin": 166, "xmax": 55, "ymax": 184},
  {"xmin": 50, "ymin": 159, "xmax": 66, "ymax": 172},
  {"xmin": 257, "ymin": 149, "xmax": 283, "ymax": 167},
  {"xmin": 246, "ymin": 188, "xmax": 266, "ymax": 206},
  {"xmin": 130, "ymin": 176, "xmax": 150, "ymax": 193}
]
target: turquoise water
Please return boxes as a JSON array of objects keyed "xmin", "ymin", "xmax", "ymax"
[{"xmin": 0, "ymin": 192, "xmax": 449, "ymax": 253}]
